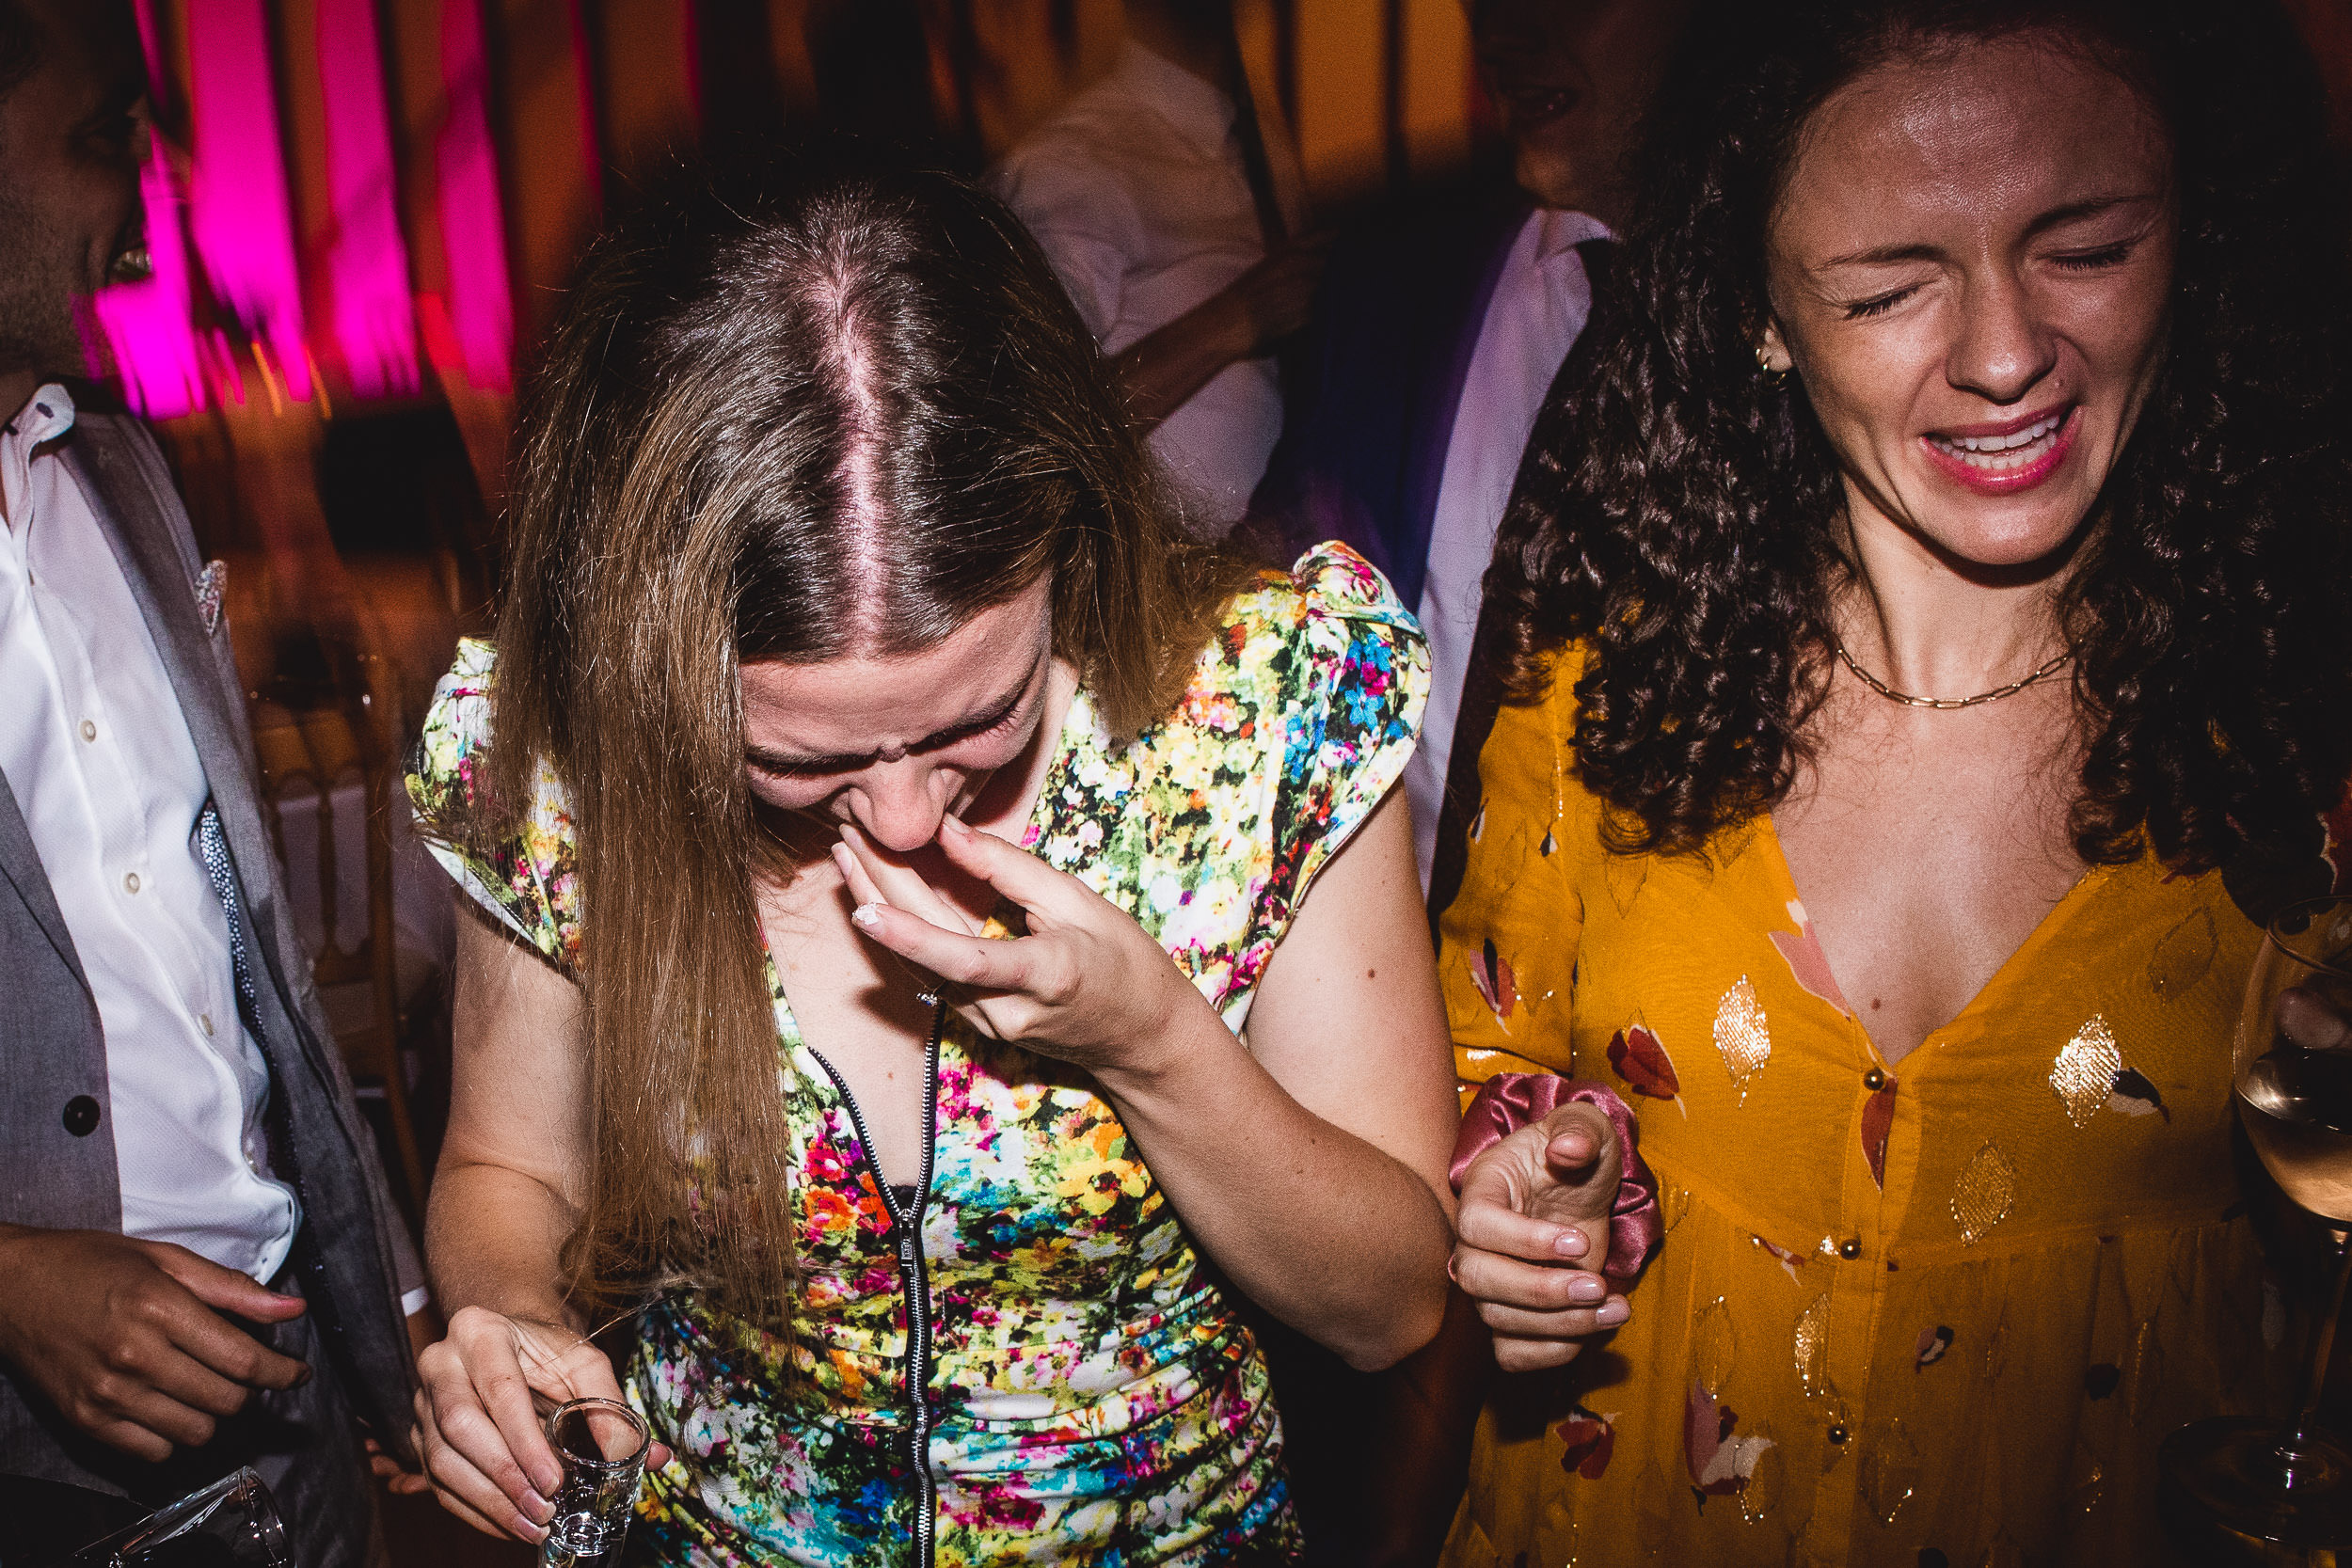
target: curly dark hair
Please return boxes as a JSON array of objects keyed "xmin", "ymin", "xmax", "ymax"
[{"xmin": 1486, "ymin": 0, "xmax": 2352, "ymax": 877}]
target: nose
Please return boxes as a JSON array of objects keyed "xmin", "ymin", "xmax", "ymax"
[
  {"xmin": 1947, "ymin": 271, "xmax": 2058, "ymax": 407},
  {"xmin": 849, "ymin": 760, "xmax": 947, "ymax": 853}
]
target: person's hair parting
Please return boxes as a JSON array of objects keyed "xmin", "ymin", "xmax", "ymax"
[
  {"xmin": 1485, "ymin": 0, "xmax": 2352, "ymax": 871},
  {"xmin": 436, "ymin": 152, "xmax": 1251, "ymax": 1334}
]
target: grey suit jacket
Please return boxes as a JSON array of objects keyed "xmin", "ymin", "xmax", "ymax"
[{"xmin": 0, "ymin": 402, "xmax": 420, "ymax": 1488}]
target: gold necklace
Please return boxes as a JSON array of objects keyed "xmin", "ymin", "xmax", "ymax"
[{"xmin": 1832, "ymin": 640, "xmax": 2073, "ymax": 710}]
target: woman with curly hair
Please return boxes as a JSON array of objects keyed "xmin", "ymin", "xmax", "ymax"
[
  {"xmin": 1437, "ymin": 0, "xmax": 2352, "ymax": 1561},
  {"xmin": 398, "ymin": 159, "xmax": 1460, "ymax": 1564}
]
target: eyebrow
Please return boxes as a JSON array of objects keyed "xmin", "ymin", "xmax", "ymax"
[
  {"xmin": 1816, "ymin": 191, "xmax": 2167, "ymax": 271},
  {"xmin": 743, "ymin": 649, "xmax": 1045, "ymax": 777}
]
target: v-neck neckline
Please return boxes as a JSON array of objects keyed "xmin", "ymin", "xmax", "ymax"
[{"xmin": 1750, "ymin": 809, "xmax": 2109, "ymax": 1066}]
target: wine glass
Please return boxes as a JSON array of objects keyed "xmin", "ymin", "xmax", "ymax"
[{"xmin": 2163, "ymin": 895, "xmax": 2352, "ymax": 1549}]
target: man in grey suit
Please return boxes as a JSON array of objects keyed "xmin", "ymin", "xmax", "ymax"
[{"xmin": 0, "ymin": 3, "xmax": 423, "ymax": 1560}]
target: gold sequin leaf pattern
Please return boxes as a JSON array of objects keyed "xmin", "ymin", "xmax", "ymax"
[
  {"xmin": 1792, "ymin": 1291, "xmax": 1833, "ymax": 1402},
  {"xmin": 2048, "ymin": 1014, "xmax": 2122, "ymax": 1130},
  {"xmin": 1713, "ymin": 975, "xmax": 1771, "ymax": 1102},
  {"xmin": 1951, "ymin": 1141, "xmax": 2017, "ymax": 1245}
]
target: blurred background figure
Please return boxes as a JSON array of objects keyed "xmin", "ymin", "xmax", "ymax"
[
  {"xmin": 1254, "ymin": 0, "xmax": 1692, "ymax": 893},
  {"xmin": 990, "ymin": 0, "xmax": 1320, "ymax": 536}
]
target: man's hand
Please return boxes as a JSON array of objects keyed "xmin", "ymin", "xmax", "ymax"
[
  {"xmin": 1451, "ymin": 1103, "xmax": 1629, "ymax": 1371},
  {"xmin": 1112, "ymin": 233, "xmax": 1333, "ymax": 429},
  {"xmin": 0, "ymin": 1226, "xmax": 310, "ymax": 1462}
]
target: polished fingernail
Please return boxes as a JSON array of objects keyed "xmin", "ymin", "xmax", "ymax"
[
  {"xmin": 1566, "ymin": 1275, "xmax": 1607, "ymax": 1305},
  {"xmin": 1596, "ymin": 1298, "xmax": 1630, "ymax": 1327},
  {"xmin": 523, "ymin": 1490, "xmax": 553, "ymax": 1524},
  {"xmin": 1552, "ymin": 1229, "xmax": 1587, "ymax": 1257},
  {"xmin": 850, "ymin": 902, "xmax": 882, "ymax": 928},
  {"xmin": 941, "ymin": 813, "xmax": 971, "ymax": 836}
]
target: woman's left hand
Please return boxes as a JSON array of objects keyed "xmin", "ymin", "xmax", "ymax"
[{"xmin": 834, "ymin": 815, "xmax": 1201, "ymax": 1076}]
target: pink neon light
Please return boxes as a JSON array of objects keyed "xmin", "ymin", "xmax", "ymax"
[
  {"xmin": 436, "ymin": 0, "xmax": 514, "ymax": 391},
  {"xmin": 317, "ymin": 0, "xmax": 419, "ymax": 397},
  {"xmin": 90, "ymin": 0, "xmax": 203, "ymax": 418},
  {"xmin": 185, "ymin": 0, "xmax": 310, "ymax": 400}
]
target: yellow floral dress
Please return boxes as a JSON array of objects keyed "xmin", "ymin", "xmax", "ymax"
[{"xmin": 1438, "ymin": 648, "xmax": 2306, "ymax": 1567}]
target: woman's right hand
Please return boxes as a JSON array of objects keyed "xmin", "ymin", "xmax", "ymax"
[
  {"xmin": 1452, "ymin": 1103, "xmax": 1630, "ymax": 1372},
  {"xmin": 411, "ymin": 1305, "xmax": 667, "ymax": 1541}
]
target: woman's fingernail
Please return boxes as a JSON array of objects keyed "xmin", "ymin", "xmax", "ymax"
[
  {"xmin": 941, "ymin": 813, "xmax": 971, "ymax": 836},
  {"xmin": 1566, "ymin": 1275, "xmax": 1607, "ymax": 1305},
  {"xmin": 524, "ymin": 1490, "xmax": 553, "ymax": 1524},
  {"xmin": 850, "ymin": 902, "xmax": 882, "ymax": 928},
  {"xmin": 1596, "ymin": 1298, "xmax": 1630, "ymax": 1327},
  {"xmin": 1553, "ymin": 1228, "xmax": 1587, "ymax": 1257}
]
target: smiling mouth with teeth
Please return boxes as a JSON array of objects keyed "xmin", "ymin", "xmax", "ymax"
[{"xmin": 1930, "ymin": 411, "xmax": 2066, "ymax": 469}]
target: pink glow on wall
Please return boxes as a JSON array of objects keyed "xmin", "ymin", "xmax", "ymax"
[
  {"xmin": 93, "ymin": 149, "xmax": 207, "ymax": 418},
  {"xmin": 185, "ymin": 0, "xmax": 311, "ymax": 401},
  {"xmin": 317, "ymin": 0, "xmax": 420, "ymax": 397},
  {"xmin": 436, "ymin": 0, "xmax": 514, "ymax": 391},
  {"xmin": 90, "ymin": 0, "xmax": 203, "ymax": 419}
]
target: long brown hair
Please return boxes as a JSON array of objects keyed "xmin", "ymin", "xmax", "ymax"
[{"xmin": 453, "ymin": 156, "xmax": 1248, "ymax": 1331}]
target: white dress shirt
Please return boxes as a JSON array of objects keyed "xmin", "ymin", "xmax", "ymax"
[
  {"xmin": 1406, "ymin": 209, "xmax": 1613, "ymax": 887},
  {"xmin": 991, "ymin": 40, "xmax": 1307, "ymax": 534},
  {"xmin": 0, "ymin": 384, "xmax": 297, "ymax": 1282}
]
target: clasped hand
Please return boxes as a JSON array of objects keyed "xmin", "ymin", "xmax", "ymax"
[
  {"xmin": 834, "ymin": 814, "xmax": 1202, "ymax": 1078},
  {"xmin": 0, "ymin": 1227, "xmax": 310, "ymax": 1463},
  {"xmin": 1452, "ymin": 1104, "xmax": 1632, "ymax": 1371}
]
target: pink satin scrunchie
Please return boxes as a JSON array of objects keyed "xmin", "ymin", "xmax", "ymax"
[{"xmin": 1449, "ymin": 1075, "xmax": 1664, "ymax": 1284}]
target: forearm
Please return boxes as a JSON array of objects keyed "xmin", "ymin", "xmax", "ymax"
[
  {"xmin": 423, "ymin": 1160, "xmax": 580, "ymax": 1332},
  {"xmin": 1098, "ymin": 1005, "xmax": 1453, "ymax": 1371},
  {"xmin": 1111, "ymin": 293, "xmax": 1255, "ymax": 429}
]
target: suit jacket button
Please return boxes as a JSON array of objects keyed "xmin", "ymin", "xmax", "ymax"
[{"xmin": 62, "ymin": 1096, "xmax": 101, "ymax": 1137}]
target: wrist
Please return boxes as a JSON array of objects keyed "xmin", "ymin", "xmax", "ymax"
[{"xmin": 1093, "ymin": 978, "xmax": 1233, "ymax": 1099}]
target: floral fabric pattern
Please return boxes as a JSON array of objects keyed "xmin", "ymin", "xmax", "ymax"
[{"xmin": 408, "ymin": 545, "xmax": 1427, "ymax": 1567}]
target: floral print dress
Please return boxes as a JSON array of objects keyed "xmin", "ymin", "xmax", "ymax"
[
  {"xmin": 407, "ymin": 545, "xmax": 1428, "ymax": 1568},
  {"xmin": 1438, "ymin": 645, "xmax": 2320, "ymax": 1568}
]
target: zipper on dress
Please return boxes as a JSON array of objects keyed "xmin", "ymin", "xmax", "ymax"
[{"xmin": 809, "ymin": 1006, "xmax": 945, "ymax": 1568}]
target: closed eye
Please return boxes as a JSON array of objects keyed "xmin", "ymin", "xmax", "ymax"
[
  {"xmin": 2049, "ymin": 240, "xmax": 2137, "ymax": 273},
  {"xmin": 1842, "ymin": 285, "xmax": 1920, "ymax": 322}
]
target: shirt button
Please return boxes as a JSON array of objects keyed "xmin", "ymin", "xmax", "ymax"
[
  {"xmin": 1827, "ymin": 1423, "xmax": 1850, "ymax": 1446},
  {"xmin": 121, "ymin": 872, "xmax": 139, "ymax": 895},
  {"xmin": 61, "ymin": 1096, "xmax": 100, "ymax": 1136},
  {"xmin": 78, "ymin": 720, "xmax": 95, "ymax": 742},
  {"xmin": 1838, "ymin": 1238, "xmax": 1863, "ymax": 1259},
  {"xmin": 199, "ymin": 1012, "xmax": 215, "ymax": 1037},
  {"xmin": 1863, "ymin": 1068, "xmax": 1885, "ymax": 1091}
]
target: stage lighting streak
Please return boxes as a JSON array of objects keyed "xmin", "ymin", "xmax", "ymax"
[
  {"xmin": 89, "ymin": 0, "xmax": 204, "ymax": 418},
  {"xmin": 186, "ymin": 0, "xmax": 311, "ymax": 401},
  {"xmin": 437, "ymin": 0, "xmax": 516, "ymax": 391},
  {"xmin": 318, "ymin": 0, "xmax": 421, "ymax": 397}
]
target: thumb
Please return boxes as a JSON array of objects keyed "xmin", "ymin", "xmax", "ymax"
[{"xmin": 147, "ymin": 1243, "xmax": 307, "ymax": 1322}]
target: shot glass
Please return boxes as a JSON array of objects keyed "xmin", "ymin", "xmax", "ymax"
[{"xmin": 539, "ymin": 1397, "xmax": 651, "ymax": 1568}]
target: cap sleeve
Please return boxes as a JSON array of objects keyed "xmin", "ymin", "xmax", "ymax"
[
  {"xmin": 1247, "ymin": 541, "xmax": 1430, "ymax": 934},
  {"xmin": 405, "ymin": 639, "xmax": 581, "ymax": 971}
]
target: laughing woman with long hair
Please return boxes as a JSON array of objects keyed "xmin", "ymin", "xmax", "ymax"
[
  {"xmin": 400, "ymin": 164, "xmax": 1458, "ymax": 1565},
  {"xmin": 1437, "ymin": 0, "xmax": 2352, "ymax": 1562}
]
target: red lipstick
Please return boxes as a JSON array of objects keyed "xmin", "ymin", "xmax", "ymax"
[{"xmin": 1920, "ymin": 404, "xmax": 2080, "ymax": 496}]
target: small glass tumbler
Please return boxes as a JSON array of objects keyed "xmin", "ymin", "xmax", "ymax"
[
  {"xmin": 67, "ymin": 1465, "xmax": 290, "ymax": 1567},
  {"xmin": 539, "ymin": 1397, "xmax": 651, "ymax": 1568}
]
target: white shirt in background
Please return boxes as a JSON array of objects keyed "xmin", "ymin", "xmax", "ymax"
[
  {"xmin": 0, "ymin": 383, "xmax": 297, "ymax": 1282},
  {"xmin": 1406, "ymin": 209, "xmax": 1613, "ymax": 888},
  {"xmin": 990, "ymin": 39, "xmax": 1307, "ymax": 535}
]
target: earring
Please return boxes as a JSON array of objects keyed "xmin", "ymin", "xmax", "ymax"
[{"xmin": 1754, "ymin": 342, "xmax": 1789, "ymax": 383}]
